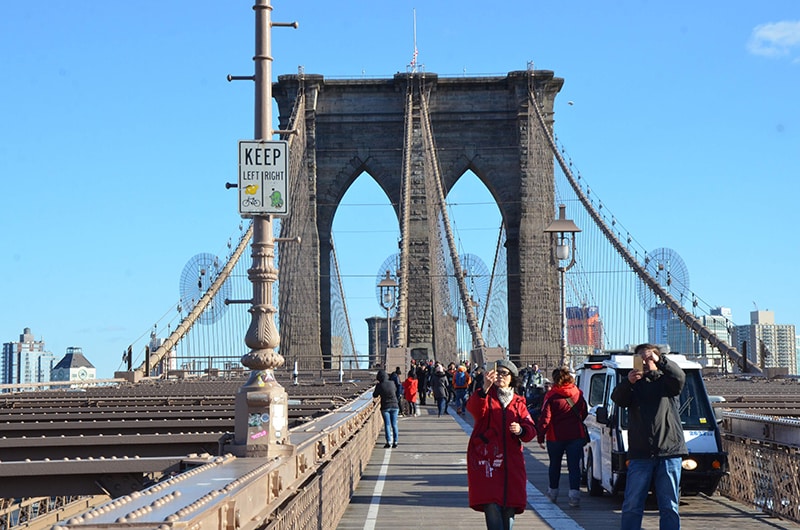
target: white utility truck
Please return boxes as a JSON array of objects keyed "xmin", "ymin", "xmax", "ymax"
[{"xmin": 576, "ymin": 351, "xmax": 727, "ymax": 496}]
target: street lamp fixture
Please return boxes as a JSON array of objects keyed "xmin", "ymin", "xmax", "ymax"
[
  {"xmin": 544, "ymin": 204, "xmax": 581, "ymax": 367},
  {"xmin": 378, "ymin": 270, "xmax": 399, "ymax": 363}
]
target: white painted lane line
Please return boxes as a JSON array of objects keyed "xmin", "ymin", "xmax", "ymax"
[{"xmin": 363, "ymin": 447, "xmax": 393, "ymax": 530}]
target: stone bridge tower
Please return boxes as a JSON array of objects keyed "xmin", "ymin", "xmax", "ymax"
[{"xmin": 273, "ymin": 70, "xmax": 564, "ymax": 369}]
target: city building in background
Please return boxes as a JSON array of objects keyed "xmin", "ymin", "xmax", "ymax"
[
  {"xmin": 796, "ymin": 334, "xmax": 800, "ymax": 377},
  {"xmin": 647, "ymin": 303, "xmax": 672, "ymax": 346},
  {"xmin": 735, "ymin": 311, "xmax": 797, "ymax": 374},
  {"xmin": 1, "ymin": 327, "xmax": 55, "ymax": 387},
  {"xmin": 567, "ymin": 305, "xmax": 603, "ymax": 350},
  {"xmin": 566, "ymin": 304, "xmax": 603, "ymax": 366},
  {"xmin": 51, "ymin": 346, "xmax": 96, "ymax": 383},
  {"xmin": 365, "ymin": 316, "xmax": 388, "ymax": 369},
  {"xmin": 667, "ymin": 313, "xmax": 730, "ymax": 370}
]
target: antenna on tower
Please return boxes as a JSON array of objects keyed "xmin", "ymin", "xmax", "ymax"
[{"xmin": 409, "ymin": 8, "xmax": 419, "ymax": 73}]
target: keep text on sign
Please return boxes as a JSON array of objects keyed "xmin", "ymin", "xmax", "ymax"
[{"xmin": 238, "ymin": 140, "xmax": 289, "ymax": 217}]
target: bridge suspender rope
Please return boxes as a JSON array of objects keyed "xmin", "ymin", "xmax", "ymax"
[
  {"xmin": 396, "ymin": 80, "xmax": 415, "ymax": 348},
  {"xmin": 481, "ymin": 222, "xmax": 505, "ymax": 334},
  {"xmin": 138, "ymin": 80, "xmax": 308, "ymax": 376},
  {"xmin": 138, "ymin": 224, "xmax": 253, "ymax": 375},
  {"xmin": 525, "ymin": 75, "xmax": 760, "ymax": 374},
  {"xmin": 331, "ymin": 237, "xmax": 358, "ymax": 366},
  {"xmin": 417, "ymin": 84, "xmax": 485, "ymax": 349}
]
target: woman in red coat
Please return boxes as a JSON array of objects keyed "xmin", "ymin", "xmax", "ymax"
[
  {"xmin": 536, "ymin": 366, "xmax": 588, "ymax": 508},
  {"xmin": 401, "ymin": 369, "xmax": 419, "ymax": 417},
  {"xmin": 466, "ymin": 359, "xmax": 536, "ymax": 530}
]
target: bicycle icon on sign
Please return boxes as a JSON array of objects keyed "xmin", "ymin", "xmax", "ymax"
[{"xmin": 241, "ymin": 196, "xmax": 261, "ymax": 207}]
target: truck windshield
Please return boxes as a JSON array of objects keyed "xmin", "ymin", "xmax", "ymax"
[{"xmin": 618, "ymin": 369, "xmax": 716, "ymax": 429}]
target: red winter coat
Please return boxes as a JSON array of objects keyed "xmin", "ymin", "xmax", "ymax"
[
  {"xmin": 466, "ymin": 386, "xmax": 536, "ymax": 513},
  {"xmin": 402, "ymin": 377, "xmax": 418, "ymax": 403},
  {"xmin": 536, "ymin": 383, "xmax": 588, "ymax": 443}
]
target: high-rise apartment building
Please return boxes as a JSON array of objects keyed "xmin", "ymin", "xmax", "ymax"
[
  {"xmin": 1, "ymin": 327, "xmax": 55, "ymax": 387},
  {"xmin": 667, "ymin": 314, "xmax": 730, "ymax": 370},
  {"xmin": 647, "ymin": 304, "xmax": 672, "ymax": 346},
  {"xmin": 735, "ymin": 311, "xmax": 797, "ymax": 374}
]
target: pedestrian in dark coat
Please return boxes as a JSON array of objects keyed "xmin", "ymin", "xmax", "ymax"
[
  {"xmin": 373, "ymin": 369, "xmax": 400, "ymax": 448},
  {"xmin": 389, "ymin": 366, "xmax": 403, "ymax": 413},
  {"xmin": 415, "ymin": 363, "xmax": 428, "ymax": 405},
  {"xmin": 466, "ymin": 359, "xmax": 536, "ymax": 529},
  {"xmin": 430, "ymin": 363, "xmax": 449, "ymax": 417},
  {"xmin": 612, "ymin": 344, "xmax": 687, "ymax": 530}
]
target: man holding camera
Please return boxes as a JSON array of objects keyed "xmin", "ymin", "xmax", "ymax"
[{"xmin": 611, "ymin": 343, "xmax": 687, "ymax": 530}]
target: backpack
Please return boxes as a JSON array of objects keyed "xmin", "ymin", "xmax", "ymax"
[{"xmin": 454, "ymin": 370, "xmax": 468, "ymax": 388}]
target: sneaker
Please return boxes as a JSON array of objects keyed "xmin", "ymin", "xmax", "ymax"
[
  {"xmin": 568, "ymin": 489, "xmax": 580, "ymax": 507},
  {"xmin": 546, "ymin": 488, "xmax": 558, "ymax": 503},
  {"xmin": 384, "ymin": 443, "xmax": 391, "ymax": 448},
  {"xmin": 392, "ymin": 443, "xmax": 398, "ymax": 448}
]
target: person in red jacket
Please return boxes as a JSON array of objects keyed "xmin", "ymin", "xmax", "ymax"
[
  {"xmin": 536, "ymin": 366, "xmax": 588, "ymax": 507},
  {"xmin": 466, "ymin": 359, "xmax": 536, "ymax": 530},
  {"xmin": 401, "ymin": 369, "xmax": 419, "ymax": 417}
]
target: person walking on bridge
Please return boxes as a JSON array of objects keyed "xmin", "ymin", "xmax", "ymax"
[
  {"xmin": 402, "ymin": 369, "xmax": 419, "ymax": 417},
  {"xmin": 431, "ymin": 362, "xmax": 450, "ymax": 417},
  {"xmin": 611, "ymin": 343, "xmax": 687, "ymax": 530},
  {"xmin": 536, "ymin": 366, "xmax": 588, "ymax": 507},
  {"xmin": 453, "ymin": 364, "xmax": 472, "ymax": 415},
  {"xmin": 466, "ymin": 359, "xmax": 536, "ymax": 530},
  {"xmin": 373, "ymin": 369, "xmax": 400, "ymax": 448}
]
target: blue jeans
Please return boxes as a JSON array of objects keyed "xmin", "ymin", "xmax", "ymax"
[
  {"xmin": 454, "ymin": 388, "xmax": 468, "ymax": 411},
  {"xmin": 545, "ymin": 438, "xmax": 584, "ymax": 490},
  {"xmin": 381, "ymin": 408, "xmax": 399, "ymax": 445},
  {"xmin": 483, "ymin": 502, "xmax": 515, "ymax": 530},
  {"xmin": 621, "ymin": 457, "xmax": 682, "ymax": 530}
]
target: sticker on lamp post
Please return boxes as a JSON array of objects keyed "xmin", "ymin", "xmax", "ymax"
[{"xmin": 238, "ymin": 140, "xmax": 289, "ymax": 217}]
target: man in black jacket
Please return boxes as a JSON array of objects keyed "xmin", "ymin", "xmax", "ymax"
[
  {"xmin": 373, "ymin": 370, "xmax": 400, "ymax": 448},
  {"xmin": 611, "ymin": 344, "xmax": 687, "ymax": 530}
]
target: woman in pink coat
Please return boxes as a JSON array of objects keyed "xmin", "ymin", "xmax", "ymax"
[
  {"xmin": 536, "ymin": 366, "xmax": 588, "ymax": 508},
  {"xmin": 466, "ymin": 359, "xmax": 536, "ymax": 530}
]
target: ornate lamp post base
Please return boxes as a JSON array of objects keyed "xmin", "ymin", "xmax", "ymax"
[{"xmin": 230, "ymin": 368, "xmax": 294, "ymax": 458}]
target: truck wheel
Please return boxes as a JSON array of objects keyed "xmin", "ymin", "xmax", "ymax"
[{"xmin": 586, "ymin": 452, "xmax": 603, "ymax": 497}]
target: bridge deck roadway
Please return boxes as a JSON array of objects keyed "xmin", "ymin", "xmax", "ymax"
[{"xmin": 337, "ymin": 402, "xmax": 800, "ymax": 530}]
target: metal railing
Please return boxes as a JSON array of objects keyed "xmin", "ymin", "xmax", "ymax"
[
  {"xmin": 46, "ymin": 390, "xmax": 381, "ymax": 530},
  {"xmin": 717, "ymin": 411, "xmax": 800, "ymax": 523}
]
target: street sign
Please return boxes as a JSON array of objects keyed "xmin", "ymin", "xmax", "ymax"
[{"xmin": 238, "ymin": 140, "xmax": 289, "ymax": 217}]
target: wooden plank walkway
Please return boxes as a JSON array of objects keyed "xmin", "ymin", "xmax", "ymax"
[{"xmin": 337, "ymin": 402, "xmax": 800, "ymax": 530}]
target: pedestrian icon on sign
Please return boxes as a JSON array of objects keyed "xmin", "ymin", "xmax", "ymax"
[{"xmin": 269, "ymin": 189, "xmax": 284, "ymax": 209}]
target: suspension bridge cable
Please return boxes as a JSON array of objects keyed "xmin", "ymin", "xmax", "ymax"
[
  {"xmin": 418, "ymin": 85, "xmax": 485, "ymax": 349},
  {"xmin": 526, "ymin": 72, "xmax": 758, "ymax": 373}
]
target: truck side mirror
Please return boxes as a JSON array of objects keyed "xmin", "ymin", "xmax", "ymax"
[{"xmin": 596, "ymin": 406, "xmax": 609, "ymax": 425}]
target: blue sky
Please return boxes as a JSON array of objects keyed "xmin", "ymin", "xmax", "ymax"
[{"xmin": 2, "ymin": 1, "xmax": 799, "ymax": 378}]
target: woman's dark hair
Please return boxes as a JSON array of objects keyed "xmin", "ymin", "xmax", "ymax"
[
  {"xmin": 407, "ymin": 369, "xmax": 416, "ymax": 378},
  {"xmin": 551, "ymin": 366, "xmax": 574, "ymax": 386}
]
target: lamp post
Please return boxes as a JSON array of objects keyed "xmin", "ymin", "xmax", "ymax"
[
  {"xmin": 378, "ymin": 270, "xmax": 398, "ymax": 366},
  {"xmin": 544, "ymin": 204, "xmax": 581, "ymax": 367}
]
